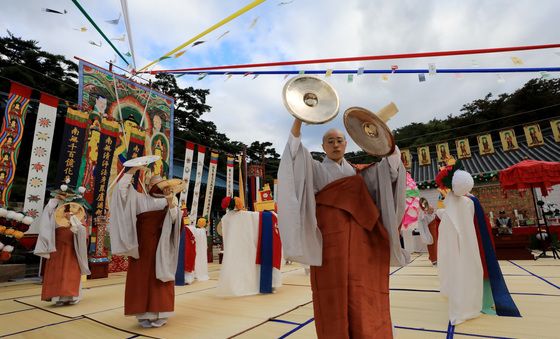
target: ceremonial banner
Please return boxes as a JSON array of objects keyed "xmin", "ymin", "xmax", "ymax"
[
  {"xmin": 23, "ymin": 93, "xmax": 58, "ymax": 228},
  {"xmin": 400, "ymin": 149, "xmax": 412, "ymax": 169},
  {"xmin": 76, "ymin": 110, "xmax": 102, "ymax": 203},
  {"xmin": 124, "ymin": 126, "xmax": 146, "ymax": 190},
  {"xmin": 202, "ymin": 151, "xmax": 219, "ymax": 220},
  {"xmin": 78, "ymin": 60, "xmax": 174, "ymax": 185},
  {"xmin": 91, "ymin": 119, "xmax": 120, "ymax": 256},
  {"xmin": 179, "ymin": 142, "xmax": 195, "ymax": 207},
  {"xmin": 436, "ymin": 143, "xmax": 450, "ymax": 163},
  {"xmin": 55, "ymin": 108, "xmax": 89, "ymax": 187},
  {"xmin": 499, "ymin": 129, "xmax": 519, "ymax": 151},
  {"xmin": 190, "ymin": 145, "xmax": 206, "ymax": 225},
  {"xmin": 477, "ymin": 134, "xmax": 495, "ymax": 155},
  {"xmin": 0, "ymin": 82, "xmax": 32, "ymax": 207},
  {"xmin": 226, "ymin": 155, "xmax": 234, "ymax": 197},
  {"xmin": 551, "ymin": 119, "xmax": 560, "ymax": 142},
  {"xmin": 455, "ymin": 138, "xmax": 472, "ymax": 159},
  {"xmin": 524, "ymin": 124, "xmax": 544, "ymax": 147},
  {"xmin": 417, "ymin": 146, "xmax": 431, "ymax": 166}
]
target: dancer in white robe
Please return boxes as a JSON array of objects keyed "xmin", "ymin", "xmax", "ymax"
[{"xmin": 436, "ymin": 169, "xmax": 483, "ymax": 325}]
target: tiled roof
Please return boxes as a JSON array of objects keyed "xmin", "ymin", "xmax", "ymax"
[{"xmin": 409, "ymin": 128, "xmax": 560, "ymax": 184}]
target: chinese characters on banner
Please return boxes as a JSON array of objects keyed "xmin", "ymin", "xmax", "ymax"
[
  {"xmin": 226, "ymin": 155, "xmax": 235, "ymax": 197},
  {"xmin": 55, "ymin": 108, "xmax": 89, "ymax": 187},
  {"xmin": 202, "ymin": 151, "xmax": 219, "ymax": 220}
]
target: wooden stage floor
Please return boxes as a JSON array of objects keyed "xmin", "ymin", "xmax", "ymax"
[{"xmin": 1, "ymin": 253, "xmax": 559, "ymax": 338}]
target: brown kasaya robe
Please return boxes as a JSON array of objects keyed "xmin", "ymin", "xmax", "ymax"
[
  {"xmin": 125, "ymin": 208, "xmax": 175, "ymax": 315},
  {"xmin": 311, "ymin": 175, "xmax": 392, "ymax": 339},
  {"xmin": 42, "ymin": 227, "xmax": 81, "ymax": 301},
  {"xmin": 427, "ymin": 217, "xmax": 440, "ymax": 264}
]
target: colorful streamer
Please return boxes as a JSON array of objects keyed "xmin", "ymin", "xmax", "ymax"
[
  {"xmin": 190, "ymin": 145, "xmax": 206, "ymax": 226},
  {"xmin": 138, "ymin": 0, "xmax": 267, "ymax": 71},
  {"xmin": 0, "ymin": 82, "xmax": 32, "ymax": 207},
  {"xmin": 202, "ymin": 151, "xmax": 219, "ymax": 220},
  {"xmin": 179, "ymin": 142, "xmax": 195, "ymax": 207},
  {"xmin": 166, "ymin": 66, "xmax": 560, "ymax": 77},
  {"xmin": 148, "ymin": 43, "xmax": 560, "ymax": 73},
  {"xmin": 226, "ymin": 155, "xmax": 234, "ymax": 197},
  {"xmin": 24, "ymin": 93, "xmax": 58, "ymax": 225}
]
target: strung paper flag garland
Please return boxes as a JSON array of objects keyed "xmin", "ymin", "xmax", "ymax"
[
  {"xmin": 249, "ymin": 17, "xmax": 259, "ymax": 29},
  {"xmin": 511, "ymin": 56, "xmax": 523, "ymax": 65},
  {"xmin": 193, "ymin": 41, "xmax": 206, "ymax": 47},
  {"xmin": 111, "ymin": 34, "xmax": 126, "ymax": 42},
  {"xmin": 43, "ymin": 8, "xmax": 67, "ymax": 14},
  {"xmin": 418, "ymin": 74, "xmax": 426, "ymax": 82},
  {"xmin": 74, "ymin": 27, "xmax": 88, "ymax": 32},
  {"xmin": 278, "ymin": 0, "xmax": 295, "ymax": 5},
  {"xmin": 105, "ymin": 13, "xmax": 121, "ymax": 25},
  {"xmin": 391, "ymin": 65, "xmax": 398, "ymax": 73},
  {"xmin": 174, "ymin": 50, "xmax": 186, "ymax": 58},
  {"xmin": 381, "ymin": 74, "xmax": 389, "ymax": 82},
  {"xmin": 217, "ymin": 31, "xmax": 230, "ymax": 40},
  {"xmin": 428, "ymin": 63, "xmax": 437, "ymax": 75},
  {"xmin": 325, "ymin": 69, "xmax": 333, "ymax": 77},
  {"xmin": 357, "ymin": 67, "xmax": 364, "ymax": 75},
  {"xmin": 347, "ymin": 74, "xmax": 354, "ymax": 83},
  {"xmin": 89, "ymin": 40, "xmax": 102, "ymax": 47}
]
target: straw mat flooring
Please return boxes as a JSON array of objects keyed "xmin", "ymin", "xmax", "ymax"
[{"xmin": 0, "ymin": 253, "xmax": 558, "ymax": 338}]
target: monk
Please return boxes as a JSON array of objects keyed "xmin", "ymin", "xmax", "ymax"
[
  {"xmin": 417, "ymin": 198, "xmax": 440, "ymax": 265},
  {"xmin": 109, "ymin": 167, "xmax": 180, "ymax": 328},
  {"xmin": 278, "ymin": 118, "xmax": 409, "ymax": 339},
  {"xmin": 34, "ymin": 197, "xmax": 90, "ymax": 305}
]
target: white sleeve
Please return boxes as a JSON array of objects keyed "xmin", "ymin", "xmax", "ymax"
[
  {"xmin": 118, "ymin": 173, "xmax": 134, "ymax": 200},
  {"xmin": 288, "ymin": 133, "xmax": 302, "ymax": 159},
  {"xmin": 387, "ymin": 145, "xmax": 402, "ymax": 173}
]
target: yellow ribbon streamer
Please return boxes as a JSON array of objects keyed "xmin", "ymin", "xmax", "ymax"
[{"xmin": 139, "ymin": 0, "xmax": 267, "ymax": 71}]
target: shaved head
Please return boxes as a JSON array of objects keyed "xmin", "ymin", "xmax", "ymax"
[{"xmin": 322, "ymin": 128, "xmax": 347, "ymax": 164}]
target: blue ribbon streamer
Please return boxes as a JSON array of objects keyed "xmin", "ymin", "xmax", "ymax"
[
  {"xmin": 175, "ymin": 227, "xmax": 186, "ymax": 286},
  {"xmin": 259, "ymin": 211, "xmax": 274, "ymax": 294},
  {"xmin": 470, "ymin": 196, "xmax": 521, "ymax": 317}
]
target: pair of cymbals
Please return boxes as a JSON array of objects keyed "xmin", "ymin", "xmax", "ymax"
[{"xmin": 283, "ymin": 75, "xmax": 396, "ymax": 156}]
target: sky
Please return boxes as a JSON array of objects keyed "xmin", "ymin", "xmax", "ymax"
[{"xmin": 1, "ymin": 0, "xmax": 559, "ymax": 154}]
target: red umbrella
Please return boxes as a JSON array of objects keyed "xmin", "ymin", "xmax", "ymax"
[{"xmin": 499, "ymin": 160, "xmax": 560, "ymax": 196}]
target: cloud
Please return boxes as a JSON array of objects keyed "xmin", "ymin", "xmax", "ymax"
[{"xmin": 2, "ymin": 0, "xmax": 559, "ymax": 155}]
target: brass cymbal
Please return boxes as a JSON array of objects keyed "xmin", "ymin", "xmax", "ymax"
[{"xmin": 282, "ymin": 75, "xmax": 339, "ymax": 124}]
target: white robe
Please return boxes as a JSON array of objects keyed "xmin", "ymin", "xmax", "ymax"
[
  {"xmin": 216, "ymin": 210, "xmax": 282, "ymax": 296},
  {"xmin": 417, "ymin": 210, "xmax": 435, "ymax": 245},
  {"xmin": 437, "ymin": 194, "xmax": 483, "ymax": 325},
  {"xmin": 277, "ymin": 133, "xmax": 410, "ymax": 267},
  {"xmin": 188, "ymin": 226, "xmax": 209, "ymax": 282},
  {"xmin": 109, "ymin": 173, "xmax": 179, "ymax": 282}
]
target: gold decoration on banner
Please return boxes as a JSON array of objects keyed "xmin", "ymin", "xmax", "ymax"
[
  {"xmin": 436, "ymin": 142, "xmax": 450, "ymax": 163},
  {"xmin": 417, "ymin": 146, "xmax": 431, "ymax": 166},
  {"xmin": 455, "ymin": 138, "xmax": 471, "ymax": 159},
  {"xmin": 400, "ymin": 149, "xmax": 412, "ymax": 169},
  {"xmin": 499, "ymin": 129, "xmax": 519, "ymax": 151},
  {"xmin": 523, "ymin": 124, "xmax": 544, "ymax": 147},
  {"xmin": 550, "ymin": 119, "xmax": 560, "ymax": 142},
  {"xmin": 477, "ymin": 133, "xmax": 495, "ymax": 155}
]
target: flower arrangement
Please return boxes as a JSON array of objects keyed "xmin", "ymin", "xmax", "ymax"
[{"xmin": 221, "ymin": 196, "xmax": 244, "ymax": 211}]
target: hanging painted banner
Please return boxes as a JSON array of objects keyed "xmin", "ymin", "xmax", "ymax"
[
  {"xmin": 23, "ymin": 93, "xmax": 58, "ymax": 227},
  {"xmin": 55, "ymin": 108, "xmax": 89, "ymax": 187},
  {"xmin": 400, "ymin": 149, "xmax": 412, "ymax": 169},
  {"xmin": 78, "ymin": 60, "xmax": 174, "ymax": 187},
  {"xmin": 91, "ymin": 119, "xmax": 120, "ymax": 256},
  {"xmin": 202, "ymin": 151, "xmax": 219, "ymax": 219},
  {"xmin": 455, "ymin": 138, "xmax": 472, "ymax": 159},
  {"xmin": 189, "ymin": 145, "xmax": 206, "ymax": 225},
  {"xmin": 226, "ymin": 155, "xmax": 234, "ymax": 197},
  {"xmin": 179, "ymin": 141, "xmax": 195, "ymax": 207},
  {"xmin": 417, "ymin": 146, "xmax": 431, "ymax": 166},
  {"xmin": 551, "ymin": 119, "xmax": 560, "ymax": 142},
  {"xmin": 477, "ymin": 134, "xmax": 495, "ymax": 155},
  {"xmin": 523, "ymin": 123, "xmax": 544, "ymax": 147},
  {"xmin": 76, "ymin": 110, "xmax": 102, "ymax": 203},
  {"xmin": 436, "ymin": 142, "xmax": 450, "ymax": 163},
  {"xmin": 0, "ymin": 82, "xmax": 32, "ymax": 207},
  {"xmin": 499, "ymin": 129, "xmax": 519, "ymax": 151},
  {"xmin": 124, "ymin": 125, "xmax": 146, "ymax": 190}
]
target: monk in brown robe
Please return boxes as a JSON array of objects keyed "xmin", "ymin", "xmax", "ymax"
[
  {"xmin": 278, "ymin": 119, "xmax": 409, "ymax": 339},
  {"xmin": 109, "ymin": 167, "xmax": 180, "ymax": 328},
  {"xmin": 34, "ymin": 197, "xmax": 90, "ymax": 305}
]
